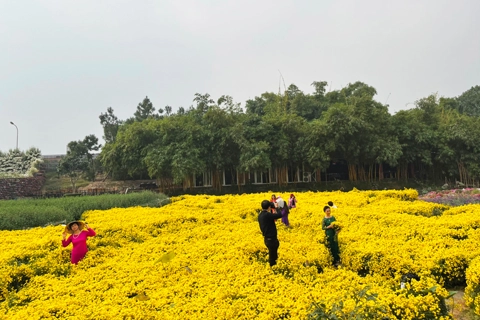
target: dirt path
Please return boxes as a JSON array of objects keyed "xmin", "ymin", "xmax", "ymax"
[
  {"xmin": 448, "ymin": 288, "xmax": 479, "ymax": 320},
  {"xmin": 78, "ymin": 178, "xmax": 156, "ymax": 191}
]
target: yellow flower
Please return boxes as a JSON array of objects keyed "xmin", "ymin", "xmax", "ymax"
[{"xmin": 0, "ymin": 189, "xmax": 479, "ymax": 318}]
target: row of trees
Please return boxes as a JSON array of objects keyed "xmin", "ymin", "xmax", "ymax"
[{"xmin": 87, "ymin": 82, "xmax": 480, "ymax": 190}]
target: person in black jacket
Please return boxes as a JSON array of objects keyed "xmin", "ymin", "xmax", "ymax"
[{"xmin": 258, "ymin": 200, "xmax": 283, "ymax": 266}]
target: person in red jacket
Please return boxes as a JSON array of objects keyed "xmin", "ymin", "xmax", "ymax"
[
  {"xmin": 270, "ymin": 194, "xmax": 277, "ymax": 213},
  {"xmin": 62, "ymin": 221, "xmax": 96, "ymax": 264}
]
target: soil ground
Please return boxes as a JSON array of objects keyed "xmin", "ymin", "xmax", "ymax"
[
  {"xmin": 448, "ymin": 288, "xmax": 480, "ymax": 320},
  {"xmin": 78, "ymin": 179, "xmax": 151, "ymax": 190}
]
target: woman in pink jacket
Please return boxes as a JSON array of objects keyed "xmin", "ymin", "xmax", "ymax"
[
  {"xmin": 62, "ymin": 221, "xmax": 96, "ymax": 264},
  {"xmin": 288, "ymin": 194, "xmax": 297, "ymax": 209}
]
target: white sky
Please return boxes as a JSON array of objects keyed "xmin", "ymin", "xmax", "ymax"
[{"xmin": 1, "ymin": 0, "xmax": 479, "ymax": 155}]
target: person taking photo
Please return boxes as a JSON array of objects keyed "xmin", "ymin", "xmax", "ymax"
[{"xmin": 258, "ymin": 200, "xmax": 283, "ymax": 267}]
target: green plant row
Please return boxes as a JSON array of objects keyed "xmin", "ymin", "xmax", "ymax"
[{"xmin": 0, "ymin": 191, "xmax": 168, "ymax": 230}]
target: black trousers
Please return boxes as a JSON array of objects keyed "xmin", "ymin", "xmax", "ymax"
[{"xmin": 264, "ymin": 237, "xmax": 280, "ymax": 266}]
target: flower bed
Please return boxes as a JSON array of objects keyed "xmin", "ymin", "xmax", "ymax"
[
  {"xmin": 419, "ymin": 188, "xmax": 480, "ymax": 206},
  {"xmin": 1, "ymin": 190, "xmax": 480, "ymax": 319}
]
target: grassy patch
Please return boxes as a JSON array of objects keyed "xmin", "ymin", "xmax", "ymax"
[{"xmin": 0, "ymin": 192, "xmax": 169, "ymax": 230}]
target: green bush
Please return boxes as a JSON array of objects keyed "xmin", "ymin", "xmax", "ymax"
[
  {"xmin": 0, "ymin": 192, "xmax": 169, "ymax": 230},
  {"xmin": 0, "ymin": 206, "xmax": 69, "ymax": 230}
]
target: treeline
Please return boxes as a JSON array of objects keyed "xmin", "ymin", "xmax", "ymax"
[{"xmin": 90, "ymin": 82, "xmax": 480, "ymax": 189}]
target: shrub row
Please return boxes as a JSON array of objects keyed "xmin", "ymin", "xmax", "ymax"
[{"xmin": 0, "ymin": 192, "xmax": 169, "ymax": 230}]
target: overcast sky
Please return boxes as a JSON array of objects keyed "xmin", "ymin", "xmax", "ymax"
[{"xmin": 1, "ymin": 0, "xmax": 479, "ymax": 155}]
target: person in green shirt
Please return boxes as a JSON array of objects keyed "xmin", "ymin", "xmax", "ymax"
[{"xmin": 322, "ymin": 205, "xmax": 340, "ymax": 266}]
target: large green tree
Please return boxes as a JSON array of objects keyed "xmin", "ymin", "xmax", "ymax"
[
  {"xmin": 99, "ymin": 107, "xmax": 123, "ymax": 144},
  {"xmin": 58, "ymin": 135, "xmax": 101, "ymax": 192},
  {"xmin": 134, "ymin": 96, "xmax": 159, "ymax": 121},
  {"xmin": 456, "ymin": 85, "xmax": 480, "ymax": 117},
  {"xmin": 200, "ymin": 102, "xmax": 241, "ymax": 188},
  {"xmin": 436, "ymin": 109, "xmax": 480, "ymax": 185},
  {"xmin": 143, "ymin": 114, "xmax": 205, "ymax": 186}
]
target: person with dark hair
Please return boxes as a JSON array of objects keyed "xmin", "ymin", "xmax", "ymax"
[
  {"xmin": 62, "ymin": 221, "xmax": 96, "ymax": 264},
  {"xmin": 321, "ymin": 206, "xmax": 340, "ymax": 266},
  {"xmin": 258, "ymin": 200, "xmax": 283, "ymax": 266},
  {"xmin": 327, "ymin": 201, "xmax": 337, "ymax": 209},
  {"xmin": 281, "ymin": 203, "xmax": 290, "ymax": 227},
  {"xmin": 276, "ymin": 195, "xmax": 290, "ymax": 227},
  {"xmin": 270, "ymin": 194, "xmax": 277, "ymax": 213},
  {"xmin": 288, "ymin": 194, "xmax": 297, "ymax": 209}
]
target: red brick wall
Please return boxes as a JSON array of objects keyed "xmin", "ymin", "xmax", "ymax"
[{"xmin": 0, "ymin": 175, "xmax": 46, "ymax": 200}]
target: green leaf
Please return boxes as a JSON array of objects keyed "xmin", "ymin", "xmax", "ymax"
[
  {"xmin": 156, "ymin": 251, "xmax": 176, "ymax": 264},
  {"xmin": 132, "ymin": 293, "xmax": 150, "ymax": 301}
]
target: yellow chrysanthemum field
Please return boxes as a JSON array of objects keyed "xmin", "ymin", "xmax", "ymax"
[{"xmin": 2, "ymin": 189, "xmax": 480, "ymax": 319}]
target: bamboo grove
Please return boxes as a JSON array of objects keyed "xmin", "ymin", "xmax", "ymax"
[{"xmin": 98, "ymin": 82, "xmax": 480, "ymax": 190}]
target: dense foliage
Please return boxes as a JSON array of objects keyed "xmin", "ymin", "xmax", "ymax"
[
  {"xmin": 98, "ymin": 83, "xmax": 480, "ymax": 189},
  {"xmin": 0, "ymin": 148, "xmax": 42, "ymax": 178},
  {"xmin": 0, "ymin": 192, "xmax": 168, "ymax": 230},
  {"xmin": 56, "ymin": 135, "xmax": 102, "ymax": 192},
  {"xmin": 2, "ymin": 190, "xmax": 480, "ymax": 319}
]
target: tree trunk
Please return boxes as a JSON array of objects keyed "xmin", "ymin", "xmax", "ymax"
[
  {"xmin": 367, "ymin": 164, "xmax": 373, "ymax": 182},
  {"xmin": 237, "ymin": 171, "xmax": 245, "ymax": 192},
  {"xmin": 457, "ymin": 161, "xmax": 470, "ymax": 186},
  {"xmin": 358, "ymin": 165, "xmax": 366, "ymax": 181},
  {"xmin": 409, "ymin": 163, "xmax": 415, "ymax": 179},
  {"xmin": 70, "ymin": 177, "xmax": 77, "ymax": 193},
  {"xmin": 182, "ymin": 174, "xmax": 194, "ymax": 191},
  {"xmin": 378, "ymin": 163, "xmax": 384, "ymax": 180},
  {"xmin": 212, "ymin": 170, "xmax": 222, "ymax": 191},
  {"xmin": 347, "ymin": 163, "xmax": 357, "ymax": 181},
  {"xmin": 278, "ymin": 165, "xmax": 288, "ymax": 186},
  {"xmin": 397, "ymin": 163, "xmax": 408, "ymax": 181}
]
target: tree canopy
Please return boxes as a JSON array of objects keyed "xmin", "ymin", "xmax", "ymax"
[
  {"xmin": 57, "ymin": 135, "xmax": 101, "ymax": 192},
  {"xmin": 90, "ymin": 83, "xmax": 480, "ymax": 189}
]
